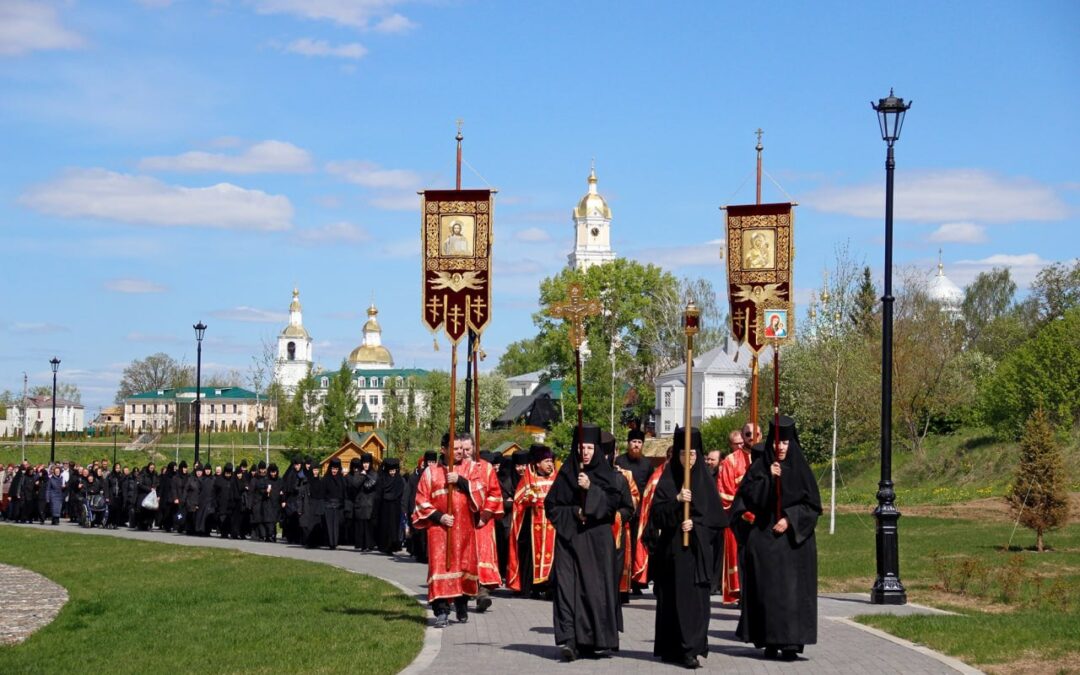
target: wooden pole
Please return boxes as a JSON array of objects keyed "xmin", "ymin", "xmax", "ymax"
[
  {"xmin": 682, "ymin": 330, "xmax": 694, "ymax": 547},
  {"xmin": 446, "ymin": 342, "xmax": 458, "ymax": 569},
  {"xmin": 473, "ymin": 335, "xmax": 481, "ymax": 451},
  {"xmin": 750, "ymin": 355, "xmax": 759, "ymax": 434},
  {"xmin": 773, "ymin": 342, "xmax": 782, "ymax": 520},
  {"xmin": 573, "ymin": 347, "xmax": 586, "ymax": 508}
]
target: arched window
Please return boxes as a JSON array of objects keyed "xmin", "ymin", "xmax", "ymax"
[
  {"xmin": 357, "ymin": 376, "xmax": 366, "ymax": 388},
  {"xmin": 287, "ymin": 341, "xmax": 296, "ymax": 361},
  {"xmin": 396, "ymin": 376, "xmax": 403, "ymax": 386},
  {"xmin": 321, "ymin": 377, "xmax": 329, "ymax": 388}
]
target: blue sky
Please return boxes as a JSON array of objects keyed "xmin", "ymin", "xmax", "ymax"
[{"xmin": 2, "ymin": 0, "xmax": 1078, "ymax": 416}]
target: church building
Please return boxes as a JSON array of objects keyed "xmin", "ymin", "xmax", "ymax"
[{"xmin": 568, "ymin": 165, "xmax": 616, "ymax": 271}]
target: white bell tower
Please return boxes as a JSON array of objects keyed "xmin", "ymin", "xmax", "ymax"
[
  {"xmin": 568, "ymin": 163, "xmax": 616, "ymax": 271},
  {"xmin": 275, "ymin": 288, "xmax": 313, "ymax": 394}
]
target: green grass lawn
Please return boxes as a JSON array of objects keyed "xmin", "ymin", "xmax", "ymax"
[
  {"xmin": 819, "ymin": 513, "xmax": 1080, "ymax": 671},
  {"xmin": 0, "ymin": 527, "xmax": 424, "ymax": 674}
]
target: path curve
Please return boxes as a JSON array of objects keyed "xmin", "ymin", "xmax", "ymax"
[
  {"xmin": 3, "ymin": 522, "xmax": 978, "ymax": 674},
  {"xmin": 0, "ymin": 562, "xmax": 69, "ymax": 645}
]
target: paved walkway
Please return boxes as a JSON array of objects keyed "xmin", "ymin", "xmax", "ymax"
[
  {"xmin": 2, "ymin": 522, "xmax": 978, "ymax": 673},
  {"xmin": 0, "ymin": 562, "xmax": 68, "ymax": 645}
]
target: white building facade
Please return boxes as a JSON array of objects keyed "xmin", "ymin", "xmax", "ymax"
[
  {"xmin": 654, "ymin": 341, "xmax": 771, "ymax": 438},
  {"xmin": 24, "ymin": 396, "xmax": 85, "ymax": 435}
]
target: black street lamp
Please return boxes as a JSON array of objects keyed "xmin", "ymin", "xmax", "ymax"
[
  {"xmin": 194, "ymin": 322, "xmax": 207, "ymax": 464},
  {"xmin": 871, "ymin": 89, "xmax": 910, "ymax": 605},
  {"xmin": 49, "ymin": 357, "xmax": 60, "ymax": 465}
]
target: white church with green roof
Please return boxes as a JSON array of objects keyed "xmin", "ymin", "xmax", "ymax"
[{"xmin": 273, "ymin": 289, "xmax": 429, "ymax": 426}]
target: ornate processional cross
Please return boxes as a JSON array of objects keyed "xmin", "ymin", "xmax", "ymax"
[{"xmin": 546, "ymin": 283, "xmax": 601, "ymax": 350}]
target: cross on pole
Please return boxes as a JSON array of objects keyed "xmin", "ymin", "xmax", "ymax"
[{"xmin": 546, "ymin": 283, "xmax": 601, "ymax": 350}]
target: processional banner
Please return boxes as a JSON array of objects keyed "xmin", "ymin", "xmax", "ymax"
[
  {"xmin": 725, "ymin": 202, "xmax": 795, "ymax": 354},
  {"xmin": 420, "ymin": 189, "xmax": 494, "ymax": 344}
]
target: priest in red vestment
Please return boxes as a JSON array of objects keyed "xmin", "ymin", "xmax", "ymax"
[
  {"xmin": 412, "ymin": 432, "xmax": 481, "ymax": 627},
  {"xmin": 632, "ymin": 446, "xmax": 671, "ymax": 586},
  {"xmin": 506, "ymin": 443, "xmax": 557, "ymax": 596},
  {"xmin": 470, "ymin": 443, "xmax": 504, "ymax": 612},
  {"xmin": 719, "ymin": 423, "xmax": 759, "ymax": 604}
]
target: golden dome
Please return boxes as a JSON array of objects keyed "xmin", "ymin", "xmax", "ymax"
[
  {"xmin": 348, "ymin": 302, "xmax": 394, "ymax": 367},
  {"xmin": 281, "ymin": 324, "xmax": 310, "ymax": 339},
  {"xmin": 573, "ymin": 166, "xmax": 612, "ymax": 220}
]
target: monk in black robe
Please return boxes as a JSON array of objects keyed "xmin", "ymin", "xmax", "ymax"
[
  {"xmin": 544, "ymin": 424, "xmax": 622, "ymax": 661},
  {"xmin": 650, "ymin": 426, "xmax": 727, "ymax": 669},
  {"xmin": 376, "ymin": 458, "xmax": 405, "ymax": 554},
  {"xmin": 734, "ymin": 416, "xmax": 821, "ymax": 660}
]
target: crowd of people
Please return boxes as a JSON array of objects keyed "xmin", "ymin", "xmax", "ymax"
[{"xmin": 0, "ymin": 414, "xmax": 822, "ymax": 670}]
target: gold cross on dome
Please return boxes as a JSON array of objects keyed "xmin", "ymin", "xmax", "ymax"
[{"xmin": 546, "ymin": 283, "xmax": 601, "ymax": 350}]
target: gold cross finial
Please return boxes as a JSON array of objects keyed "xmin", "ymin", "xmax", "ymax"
[{"xmin": 546, "ymin": 283, "xmax": 601, "ymax": 350}]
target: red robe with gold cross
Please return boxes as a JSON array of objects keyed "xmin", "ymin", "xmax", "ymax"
[
  {"xmin": 718, "ymin": 448, "xmax": 753, "ymax": 604},
  {"xmin": 412, "ymin": 461, "xmax": 480, "ymax": 602},
  {"xmin": 468, "ymin": 458, "xmax": 505, "ymax": 588},
  {"xmin": 506, "ymin": 466, "xmax": 556, "ymax": 591},
  {"xmin": 632, "ymin": 462, "xmax": 666, "ymax": 585},
  {"xmin": 613, "ymin": 466, "xmax": 641, "ymax": 593}
]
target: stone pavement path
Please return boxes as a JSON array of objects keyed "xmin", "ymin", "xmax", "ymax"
[
  {"xmin": 2, "ymin": 522, "xmax": 978, "ymax": 673},
  {"xmin": 0, "ymin": 562, "xmax": 68, "ymax": 645}
]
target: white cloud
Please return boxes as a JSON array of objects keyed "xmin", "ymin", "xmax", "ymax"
[
  {"xmin": 951, "ymin": 252, "xmax": 1054, "ymax": 287},
  {"xmin": 252, "ymin": 0, "xmax": 405, "ymax": 30},
  {"xmin": 104, "ymin": 278, "xmax": 168, "ymax": 294},
  {"xmin": 928, "ymin": 222, "xmax": 987, "ymax": 244},
  {"xmin": 139, "ymin": 140, "xmax": 314, "ymax": 174},
  {"xmin": 808, "ymin": 169, "xmax": 1069, "ymax": 223},
  {"xmin": 21, "ymin": 168, "xmax": 294, "ymax": 231},
  {"xmin": 374, "ymin": 13, "xmax": 416, "ymax": 33},
  {"xmin": 283, "ymin": 38, "xmax": 368, "ymax": 59},
  {"xmin": 209, "ymin": 306, "xmax": 288, "ymax": 323},
  {"xmin": 0, "ymin": 1, "xmax": 84, "ymax": 56},
  {"xmin": 293, "ymin": 221, "xmax": 372, "ymax": 245},
  {"xmin": 9, "ymin": 321, "xmax": 70, "ymax": 334},
  {"xmin": 628, "ymin": 239, "xmax": 726, "ymax": 270},
  {"xmin": 515, "ymin": 227, "xmax": 552, "ymax": 242},
  {"xmin": 326, "ymin": 160, "xmax": 421, "ymax": 190}
]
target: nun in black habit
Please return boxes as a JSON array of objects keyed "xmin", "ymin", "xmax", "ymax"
[
  {"xmin": 649, "ymin": 426, "xmax": 727, "ymax": 669},
  {"xmin": 322, "ymin": 458, "xmax": 347, "ymax": 549},
  {"xmin": 733, "ymin": 416, "xmax": 821, "ymax": 660},
  {"xmin": 543, "ymin": 423, "xmax": 622, "ymax": 661},
  {"xmin": 375, "ymin": 458, "xmax": 405, "ymax": 554}
]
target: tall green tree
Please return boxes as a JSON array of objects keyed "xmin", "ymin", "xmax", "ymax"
[
  {"xmin": 849, "ymin": 266, "xmax": 878, "ymax": 334},
  {"xmin": 318, "ymin": 361, "xmax": 358, "ymax": 453},
  {"xmin": 282, "ymin": 368, "xmax": 320, "ymax": 453},
  {"xmin": 496, "ymin": 337, "xmax": 548, "ymax": 377},
  {"xmin": 31, "ymin": 382, "xmax": 82, "ymax": 403},
  {"xmin": 1029, "ymin": 260, "xmax": 1080, "ymax": 325},
  {"xmin": 961, "ymin": 267, "xmax": 1016, "ymax": 347},
  {"xmin": 1008, "ymin": 409, "xmax": 1070, "ymax": 552},
  {"xmin": 980, "ymin": 307, "xmax": 1080, "ymax": 438}
]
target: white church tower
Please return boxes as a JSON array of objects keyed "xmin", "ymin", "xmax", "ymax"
[
  {"xmin": 275, "ymin": 288, "xmax": 313, "ymax": 395},
  {"xmin": 568, "ymin": 164, "xmax": 616, "ymax": 271}
]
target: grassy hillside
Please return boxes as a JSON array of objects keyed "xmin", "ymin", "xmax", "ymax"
[{"xmin": 818, "ymin": 426, "xmax": 1080, "ymax": 507}]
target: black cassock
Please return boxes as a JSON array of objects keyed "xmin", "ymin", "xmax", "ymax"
[
  {"xmin": 376, "ymin": 463, "xmax": 405, "ymax": 553},
  {"xmin": 544, "ymin": 425, "xmax": 622, "ymax": 654},
  {"xmin": 734, "ymin": 417, "xmax": 821, "ymax": 655},
  {"xmin": 649, "ymin": 427, "xmax": 727, "ymax": 664}
]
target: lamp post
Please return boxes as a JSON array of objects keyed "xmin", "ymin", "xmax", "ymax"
[
  {"xmin": 870, "ymin": 89, "xmax": 910, "ymax": 605},
  {"xmin": 113, "ymin": 425, "xmax": 118, "ymax": 466},
  {"xmin": 49, "ymin": 357, "xmax": 60, "ymax": 465},
  {"xmin": 194, "ymin": 322, "xmax": 207, "ymax": 464}
]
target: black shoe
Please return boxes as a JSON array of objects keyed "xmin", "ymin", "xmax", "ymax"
[
  {"xmin": 433, "ymin": 613, "xmax": 449, "ymax": 628},
  {"xmin": 559, "ymin": 643, "xmax": 578, "ymax": 662},
  {"xmin": 781, "ymin": 649, "xmax": 798, "ymax": 661},
  {"xmin": 764, "ymin": 647, "xmax": 778, "ymax": 659},
  {"xmin": 455, "ymin": 609, "xmax": 468, "ymax": 623},
  {"xmin": 681, "ymin": 655, "xmax": 701, "ymax": 669},
  {"xmin": 476, "ymin": 595, "xmax": 492, "ymax": 613}
]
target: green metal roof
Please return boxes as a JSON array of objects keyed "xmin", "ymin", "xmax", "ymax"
[
  {"xmin": 354, "ymin": 401, "xmax": 374, "ymax": 423},
  {"xmin": 127, "ymin": 386, "xmax": 262, "ymax": 401}
]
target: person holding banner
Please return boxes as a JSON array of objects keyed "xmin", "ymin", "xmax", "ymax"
[
  {"xmin": 649, "ymin": 426, "xmax": 726, "ymax": 669},
  {"xmin": 544, "ymin": 424, "xmax": 622, "ymax": 661},
  {"xmin": 412, "ymin": 432, "xmax": 480, "ymax": 628},
  {"xmin": 734, "ymin": 416, "xmax": 821, "ymax": 660}
]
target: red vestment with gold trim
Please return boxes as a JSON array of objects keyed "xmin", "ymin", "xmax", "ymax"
[
  {"xmin": 632, "ymin": 462, "xmax": 666, "ymax": 585},
  {"xmin": 613, "ymin": 467, "xmax": 641, "ymax": 593},
  {"xmin": 468, "ymin": 458, "xmax": 504, "ymax": 588},
  {"xmin": 718, "ymin": 448, "xmax": 752, "ymax": 603},
  {"xmin": 412, "ymin": 461, "xmax": 480, "ymax": 602},
  {"xmin": 506, "ymin": 467, "xmax": 556, "ymax": 591}
]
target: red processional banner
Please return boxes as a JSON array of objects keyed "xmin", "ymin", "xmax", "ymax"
[
  {"xmin": 420, "ymin": 189, "xmax": 494, "ymax": 344},
  {"xmin": 725, "ymin": 202, "xmax": 795, "ymax": 354}
]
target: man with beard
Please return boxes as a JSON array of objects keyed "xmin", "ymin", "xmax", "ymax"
[
  {"xmin": 718, "ymin": 429, "xmax": 752, "ymax": 604},
  {"xmin": 734, "ymin": 416, "xmax": 821, "ymax": 661},
  {"xmin": 349, "ymin": 454, "xmax": 379, "ymax": 551},
  {"xmin": 615, "ymin": 428, "xmax": 652, "ymax": 594},
  {"xmin": 412, "ymin": 433, "xmax": 482, "ymax": 628},
  {"xmin": 649, "ymin": 427, "xmax": 726, "ymax": 669},
  {"xmin": 376, "ymin": 458, "xmax": 405, "ymax": 554},
  {"xmin": 506, "ymin": 444, "xmax": 557, "ymax": 598},
  {"xmin": 544, "ymin": 424, "xmax": 622, "ymax": 661},
  {"xmin": 405, "ymin": 451, "xmax": 438, "ymax": 562},
  {"xmin": 496, "ymin": 450, "xmax": 528, "ymax": 581},
  {"xmin": 322, "ymin": 458, "xmax": 347, "ymax": 549}
]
